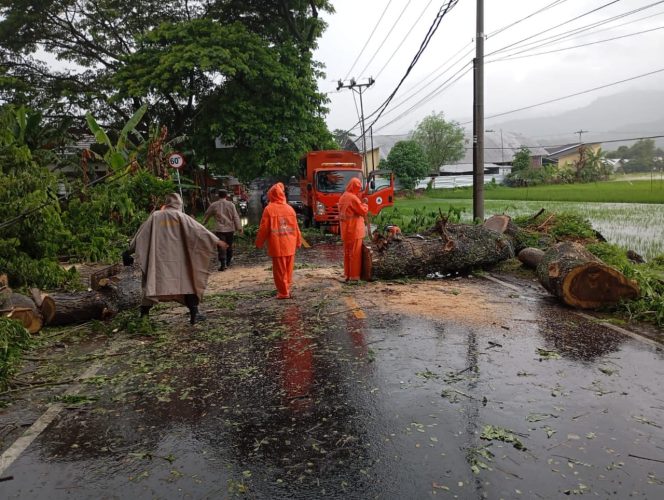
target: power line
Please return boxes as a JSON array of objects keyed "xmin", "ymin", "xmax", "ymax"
[
  {"xmin": 375, "ymin": 0, "xmax": 435, "ymax": 79},
  {"xmin": 486, "ymin": 0, "xmax": 623, "ymax": 57},
  {"xmin": 375, "ymin": 63, "xmax": 472, "ymax": 132},
  {"xmin": 358, "ymin": 0, "xmax": 413, "ymax": 78},
  {"xmin": 344, "ymin": 0, "xmax": 394, "ymax": 80},
  {"xmin": 488, "ymin": 0, "xmax": 570, "ymax": 38},
  {"xmin": 364, "ymin": 1, "xmax": 460, "ymax": 135},
  {"xmin": 461, "ymin": 67, "xmax": 664, "ymax": 125},
  {"xmin": 489, "ymin": 0, "xmax": 664, "ymax": 59},
  {"xmin": 461, "ymin": 134, "xmax": 664, "ymax": 150},
  {"xmin": 489, "ymin": 25, "xmax": 664, "ymax": 62}
]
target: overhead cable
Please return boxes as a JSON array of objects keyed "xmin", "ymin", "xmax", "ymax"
[
  {"xmin": 460, "ymin": 67, "xmax": 664, "ymax": 125},
  {"xmin": 344, "ymin": 0, "xmax": 394, "ymax": 80}
]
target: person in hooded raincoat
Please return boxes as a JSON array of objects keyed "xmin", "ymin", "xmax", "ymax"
[
  {"xmin": 122, "ymin": 193, "xmax": 228, "ymax": 324},
  {"xmin": 338, "ymin": 177, "xmax": 368, "ymax": 282},
  {"xmin": 255, "ymin": 182, "xmax": 302, "ymax": 299}
]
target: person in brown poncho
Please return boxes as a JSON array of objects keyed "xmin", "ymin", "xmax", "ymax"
[{"xmin": 123, "ymin": 193, "xmax": 227, "ymax": 324}]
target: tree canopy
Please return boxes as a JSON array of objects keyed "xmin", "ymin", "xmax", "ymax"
[
  {"xmin": 411, "ymin": 112, "xmax": 464, "ymax": 173},
  {"xmin": 0, "ymin": 0, "xmax": 335, "ymax": 178},
  {"xmin": 380, "ymin": 140, "xmax": 428, "ymax": 191}
]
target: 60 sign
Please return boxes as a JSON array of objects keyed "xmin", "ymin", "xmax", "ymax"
[{"xmin": 167, "ymin": 152, "xmax": 186, "ymax": 170}]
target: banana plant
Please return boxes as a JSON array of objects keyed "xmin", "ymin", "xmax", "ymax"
[{"xmin": 85, "ymin": 104, "xmax": 148, "ymax": 172}]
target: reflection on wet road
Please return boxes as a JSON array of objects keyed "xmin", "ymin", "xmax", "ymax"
[{"xmin": 1, "ymin": 254, "xmax": 663, "ymax": 499}]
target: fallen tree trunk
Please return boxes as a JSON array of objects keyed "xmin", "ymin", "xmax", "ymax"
[
  {"xmin": 0, "ymin": 293, "xmax": 43, "ymax": 334},
  {"xmin": 41, "ymin": 266, "xmax": 142, "ymax": 326},
  {"xmin": 519, "ymin": 242, "xmax": 640, "ymax": 309},
  {"xmin": 363, "ymin": 222, "xmax": 515, "ymax": 280}
]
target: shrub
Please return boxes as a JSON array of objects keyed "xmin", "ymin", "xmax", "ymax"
[{"xmin": 0, "ymin": 318, "xmax": 32, "ymax": 390}]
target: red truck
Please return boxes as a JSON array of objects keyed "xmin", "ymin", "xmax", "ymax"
[{"xmin": 299, "ymin": 150, "xmax": 394, "ymax": 232}]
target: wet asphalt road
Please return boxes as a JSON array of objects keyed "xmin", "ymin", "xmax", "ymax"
[{"xmin": 1, "ymin": 244, "xmax": 664, "ymax": 499}]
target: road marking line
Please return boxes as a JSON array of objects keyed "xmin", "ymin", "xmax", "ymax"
[
  {"xmin": 344, "ymin": 296, "xmax": 367, "ymax": 319},
  {"xmin": 483, "ymin": 275, "xmax": 662, "ymax": 349},
  {"xmin": 0, "ymin": 341, "xmax": 126, "ymax": 476}
]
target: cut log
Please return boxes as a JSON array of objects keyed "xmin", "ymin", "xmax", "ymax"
[
  {"xmin": 0, "ymin": 293, "xmax": 43, "ymax": 334},
  {"xmin": 42, "ymin": 266, "xmax": 142, "ymax": 326},
  {"xmin": 518, "ymin": 247, "xmax": 545, "ymax": 269},
  {"xmin": 535, "ymin": 241, "xmax": 639, "ymax": 309},
  {"xmin": 364, "ymin": 222, "xmax": 515, "ymax": 280},
  {"xmin": 483, "ymin": 215, "xmax": 531, "ymax": 254}
]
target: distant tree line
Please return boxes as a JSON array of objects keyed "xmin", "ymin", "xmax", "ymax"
[{"xmin": 606, "ymin": 139, "xmax": 664, "ymax": 173}]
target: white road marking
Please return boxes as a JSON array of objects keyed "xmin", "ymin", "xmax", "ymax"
[{"xmin": 0, "ymin": 341, "xmax": 126, "ymax": 476}]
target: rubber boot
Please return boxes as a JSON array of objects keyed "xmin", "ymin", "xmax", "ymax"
[{"xmin": 189, "ymin": 306, "xmax": 207, "ymax": 325}]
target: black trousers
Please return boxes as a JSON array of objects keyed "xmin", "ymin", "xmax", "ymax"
[{"xmin": 215, "ymin": 231, "xmax": 235, "ymax": 267}]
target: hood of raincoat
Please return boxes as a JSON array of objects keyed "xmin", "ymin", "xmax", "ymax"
[
  {"xmin": 164, "ymin": 193, "xmax": 183, "ymax": 210},
  {"xmin": 268, "ymin": 183, "xmax": 287, "ymax": 204},
  {"xmin": 345, "ymin": 177, "xmax": 363, "ymax": 195}
]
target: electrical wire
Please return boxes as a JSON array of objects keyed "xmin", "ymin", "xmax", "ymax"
[
  {"xmin": 344, "ymin": 0, "xmax": 394, "ymax": 80},
  {"xmin": 364, "ymin": 1, "xmax": 460, "ymax": 135},
  {"xmin": 460, "ymin": 67, "xmax": 664, "ymax": 125},
  {"xmin": 488, "ymin": 0, "xmax": 570, "ymax": 38},
  {"xmin": 490, "ymin": 25, "xmax": 664, "ymax": 62},
  {"xmin": 375, "ymin": 0, "xmax": 435, "ymax": 79},
  {"xmin": 358, "ymin": 0, "xmax": 413, "ymax": 78},
  {"xmin": 489, "ymin": 0, "xmax": 664, "ymax": 59},
  {"xmin": 486, "ymin": 0, "xmax": 623, "ymax": 57}
]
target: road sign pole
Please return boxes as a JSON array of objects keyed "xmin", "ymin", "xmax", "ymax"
[{"xmin": 175, "ymin": 169, "xmax": 184, "ymax": 208}]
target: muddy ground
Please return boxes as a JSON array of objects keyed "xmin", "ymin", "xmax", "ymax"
[{"xmin": 1, "ymin": 241, "xmax": 664, "ymax": 499}]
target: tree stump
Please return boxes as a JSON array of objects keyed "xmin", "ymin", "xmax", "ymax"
[
  {"xmin": 534, "ymin": 242, "xmax": 639, "ymax": 309},
  {"xmin": 0, "ymin": 293, "xmax": 43, "ymax": 334}
]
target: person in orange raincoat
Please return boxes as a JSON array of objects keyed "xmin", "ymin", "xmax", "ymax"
[
  {"xmin": 338, "ymin": 177, "xmax": 368, "ymax": 282},
  {"xmin": 256, "ymin": 182, "xmax": 302, "ymax": 299}
]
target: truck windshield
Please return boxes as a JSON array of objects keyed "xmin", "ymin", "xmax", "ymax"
[{"xmin": 315, "ymin": 170, "xmax": 363, "ymax": 193}]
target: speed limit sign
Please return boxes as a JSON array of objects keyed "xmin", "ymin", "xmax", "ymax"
[{"xmin": 167, "ymin": 152, "xmax": 186, "ymax": 170}]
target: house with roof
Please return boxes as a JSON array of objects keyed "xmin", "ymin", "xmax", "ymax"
[
  {"xmin": 344, "ymin": 130, "xmax": 547, "ymax": 176},
  {"xmin": 544, "ymin": 143, "xmax": 602, "ymax": 169}
]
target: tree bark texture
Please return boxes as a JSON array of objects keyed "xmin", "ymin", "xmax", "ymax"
[
  {"xmin": 534, "ymin": 241, "xmax": 640, "ymax": 309},
  {"xmin": 43, "ymin": 267, "xmax": 142, "ymax": 326},
  {"xmin": 364, "ymin": 223, "xmax": 515, "ymax": 280},
  {"xmin": 0, "ymin": 292, "xmax": 43, "ymax": 334}
]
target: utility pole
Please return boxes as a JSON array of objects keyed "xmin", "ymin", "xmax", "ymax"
[
  {"xmin": 472, "ymin": 0, "xmax": 485, "ymax": 221},
  {"xmin": 338, "ymin": 77, "xmax": 375, "ymax": 171},
  {"xmin": 575, "ymin": 129, "xmax": 588, "ymax": 143}
]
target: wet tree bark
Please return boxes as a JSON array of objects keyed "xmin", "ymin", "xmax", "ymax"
[
  {"xmin": 522, "ymin": 242, "xmax": 640, "ymax": 309},
  {"xmin": 42, "ymin": 267, "xmax": 142, "ymax": 326},
  {"xmin": 363, "ymin": 222, "xmax": 515, "ymax": 280}
]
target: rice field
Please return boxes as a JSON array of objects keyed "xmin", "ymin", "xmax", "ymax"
[{"xmin": 379, "ymin": 198, "xmax": 664, "ymax": 260}]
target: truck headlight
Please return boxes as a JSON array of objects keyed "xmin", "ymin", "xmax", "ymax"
[{"xmin": 315, "ymin": 201, "xmax": 326, "ymax": 215}]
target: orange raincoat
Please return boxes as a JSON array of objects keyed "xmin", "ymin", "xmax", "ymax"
[
  {"xmin": 256, "ymin": 183, "xmax": 302, "ymax": 298},
  {"xmin": 338, "ymin": 177, "xmax": 368, "ymax": 281}
]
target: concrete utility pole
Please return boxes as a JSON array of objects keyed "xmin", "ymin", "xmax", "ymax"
[
  {"xmin": 575, "ymin": 129, "xmax": 588, "ymax": 143},
  {"xmin": 337, "ymin": 77, "xmax": 375, "ymax": 168},
  {"xmin": 472, "ymin": 0, "xmax": 485, "ymax": 221}
]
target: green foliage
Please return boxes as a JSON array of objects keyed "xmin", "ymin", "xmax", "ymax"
[
  {"xmin": 511, "ymin": 147, "xmax": 531, "ymax": 173},
  {"xmin": 380, "ymin": 140, "xmax": 429, "ymax": 191},
  {"xmin": 548, "ymin": 213, "xmax": 596, "ymax": 240},
  {"xmin": 607, "ymin": 139, "xmax": 661, "ymax": 173},
  {"xmin": 587, "ymin": 244, "xmax": 664, "ymax": 327},
  {"xmin": 373, "ymin": 205, "xmax": 464, "ymax": 234},
  {"xmin": 0, "ymin": 318, "xmax": 32, "ymax": 390},
  {"xmin": 411, "ymin": 112, "xmax": 465, "ymax": 173}
]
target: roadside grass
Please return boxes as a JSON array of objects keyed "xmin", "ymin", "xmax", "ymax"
[{"xmin": 422, "ymin": 179, "xmax": 664, "ymax": 203}]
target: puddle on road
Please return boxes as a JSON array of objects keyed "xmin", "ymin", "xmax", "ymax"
[{"xmin": 2, "ymin": 274, "xmax": 664, "ymax": 499}]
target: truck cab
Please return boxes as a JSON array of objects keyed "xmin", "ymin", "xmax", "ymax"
[{"xmin": 299, "ymin": 150, "xmax": 394, "ymax": 231}]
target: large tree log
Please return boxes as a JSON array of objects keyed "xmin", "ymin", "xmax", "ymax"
[
  {"xmin": 525, "ymin": 242, "xmax": 640, "ymax": 309},
  {"xmin": 41, "ymin": 266, "xmax": 142, "ymax": 326},
  {"xmin": 363, "ymin": 222, "xmax": 515, "ymax": 280},
  {"xmin": 0, "ymin": 292, "xmax": 43, "ymax": 334}
]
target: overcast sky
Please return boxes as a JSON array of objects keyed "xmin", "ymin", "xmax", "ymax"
[{"xmin": 314, "ymin": 0, "xmax": 664, "ymax": 136}]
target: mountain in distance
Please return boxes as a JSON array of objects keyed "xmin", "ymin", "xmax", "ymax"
[{"xmin": 492, "ymin": 89, "xmax": 664, "ymax": 149}]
